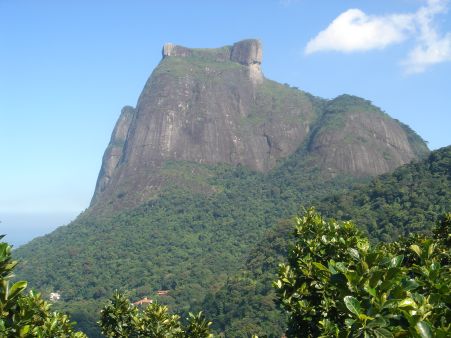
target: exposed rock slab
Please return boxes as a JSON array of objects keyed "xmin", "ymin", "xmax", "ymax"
[{"xmin": 91, "ymin": 40, "xmax": 428, "ymax": 210}]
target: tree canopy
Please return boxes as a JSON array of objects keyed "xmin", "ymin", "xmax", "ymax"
[
  {"xmin": 274, "ymin": 209, "xmax": 450, "ymax": 337},
  {"xmin": 99, "ymin": 291, "xmax": 213, "ymax": 338},
  {"xmin": 0, "ymin": 236, "xmax": 87, "ymax": 337}
]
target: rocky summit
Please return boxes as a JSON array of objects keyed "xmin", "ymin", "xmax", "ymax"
[{"xmin": 91, "ymin": 39, "xmax": 428, "ymax": 210}]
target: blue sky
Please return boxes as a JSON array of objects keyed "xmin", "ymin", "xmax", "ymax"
[{"xmin": 1, "ymin": 0, "xmax": 450, "ymax": 246}]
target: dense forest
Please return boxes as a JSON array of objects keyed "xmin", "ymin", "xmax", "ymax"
[
  {"xmin": 201, "ymin": 146, "xmax": 450, "ymax": 336},
  {"xmin": 3, "ymin": 209, "xmax": 449, "ymax": 337},
  {"xmin": 0, "ymin": 237, "xmax": 214, "ymax": 337},
  {"xmin": 13, "ymin": 146, "xmax": 449, "ymax": 336},
  {"xmin": 318, "ymin": 145, "xmax": 451, "ymax": 241},
  {"xmin": 15, "ymin": 155, "xmax": 359, "ymax": 336}
]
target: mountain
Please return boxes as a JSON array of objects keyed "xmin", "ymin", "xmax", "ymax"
[
  {"xmin": 14, "ymin": 40, "xmax": 429, "ymax": 336},
  {"xmin": 202, "ymin": 146, "xmax": 450, "ymax": 337},
  {"xmin": 90, "ymin": 39, "xmax": 427, "ymax": 212}
]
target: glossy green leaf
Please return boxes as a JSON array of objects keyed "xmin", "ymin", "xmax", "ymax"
[
  {"xmin": 312, "ymin": 262, "xmax": 330, "ymax": 272},
  {"xmin": 410, "ymin": 244, "xmax": 422, "ymax": 257},
  {"xmin": 427, "ymin": 243, "xmax": 435, "ymax": 258},
  {"xmin": 401, "ymin": 278, "xmax": 419, "ymax": 291},
  {"xmin": 415, "ymin": 321, "xmax": 433, "ymax": 338},
  {"xmin": 398, "ymin": 298, "xmax": 417, "ymax": 309},
  {"xmin": 8, "ymin": 280, "xmax": 27, "ymax": 299},
  {"xmin": 272, "ymin": 209, "xmax": 451, "ymax": 338},
  {"xmin": 369, "ymin": 270, "xmax": 384, "ymax": 288},
  {"xmin": 335, "ymin": 262, "xmax": 347, "ymax": 272},
  {"xmin": 385, "ymin": 267, "xmax": 401, "ymax": 281},
  {"xmin": 328, "ymin": 261, "xmax": 337, "ymax": 274},
  {"xmin": 373, "ymin": 327, "xmax": 394, "ymax": 338},
  {"xmin": 344, "ymin": 296, "xmax": 361, "ymax": 316},
  {"xmin": 348, "ymin": 248, "xmax": 360, "ymax": 260},
  {"xmin": 358, "ymin": 313, "xmax": 374, "ymax": 321},
  {"xmin": 20, "ymin": 325, "xmax": 30, "ymax": 335},
  {"xmin": 345, "ymin": 271, "xmax": 360, "ymax": 283},
  {"xmin": 390, "ymin": 255, "xmax": 404, "ymax": 268},
  {"xmin": 428, "ymin": 293, "xmax": 441, "ymax": 305},
  {"xmin": 364, "ymin": 283, "xmax": 376, "ymax": 297},
  {"xmin": 366, "ymin": 318, "xmax": 388, "ymax": 329},
  {"xmin": 357, "ymin": 239, "xmax": 369, "ymax": 253}
]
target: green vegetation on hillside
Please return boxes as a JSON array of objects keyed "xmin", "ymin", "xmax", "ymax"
[
  {"xmin": 201, "ymin": 220, "xmax": 292, "ymax": 337},
  {"xmin": 154, "ymin": 54, "xmax": 241, "ymax": 81},
  {"xmin": 0, "ymin": 237, "xmax": 87, "ymax": 337},
  {"xmin": 99, "ymin": 291, "xmax": 213, "ymax": 338},
  {"xmin": 14, "ymin": 157, "xmax": 360, "ymax": 336},
  {"xmin": 5, "ymin": 205, "xmax": 449, "ymax": 338},
  {"xmin": 318, "ymin": 146, "xmax": 451, "ymax": 242},
  {"xmin": 1, "ymin": 234, "xmax": 214, "ymax": 337},
  {"xmin": 15, "ymin": 146, "xmax": 449, "ymax": 336},
  {"xmin": 201, "ymin": 146, "xmax": 450, "ymax": 337},
  {"xmin": 14, "ymin": 145, "xmax": 444, "ymax": 337}
]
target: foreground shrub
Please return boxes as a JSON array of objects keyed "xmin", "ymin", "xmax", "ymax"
[{"xmin": 274, "ymin": 209, "xmax": 450, "ymax": 338}]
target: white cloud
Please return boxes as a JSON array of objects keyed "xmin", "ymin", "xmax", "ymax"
[
  {"xmin": 403, "ymin": 0, "xmax": 451, "ymax": 73},
  {"xmin": 305, "ymin": 0, "xmax": 451, "ymax": 73},
  {"xmin": 305, "ymin": 9, "xmax": 414, "ymax": 54},
  {"xmin": 404, "ymin": 33, "xmax": 451, "ymax": 73}
]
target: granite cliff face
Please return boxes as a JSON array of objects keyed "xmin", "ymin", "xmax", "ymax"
[
  {"xmin": 305, "ymin": 95, "xmax": 426, "ymax": 176},
  {"xmin": 91, "ymin": 39, "xmax": 428, "ymax": 209}
]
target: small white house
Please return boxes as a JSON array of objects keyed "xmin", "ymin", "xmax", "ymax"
[{"xmin": 49, "ymin": 292, "xmax": 61, "ymax": 301}]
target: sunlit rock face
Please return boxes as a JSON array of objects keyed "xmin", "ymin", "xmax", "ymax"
[
  {"xmin": 90, "ymin": 40, "xmax": 428, "ymax": 210},
  {"xmin": 305, "ymin": 95, "xmax": 427, "ymax": 177}
]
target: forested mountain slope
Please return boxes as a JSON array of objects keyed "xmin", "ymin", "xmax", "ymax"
[
  {"xmin": 15, "ymin": 160, "xmax": 359, "ymax": 336},
  {"xmin": 202, "ymin": 146, "xmax": 450, "ymax": 337},
  {"xmin": 318, "ymin": 145, "xmax": 451, "ymax": 241}
]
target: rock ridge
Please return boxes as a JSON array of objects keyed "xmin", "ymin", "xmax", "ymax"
[
  {"xmin": 90, "ymin": 40, "xmax": 428, "ymax": 209},
  {"xmin": 162, "ymin": 39, "xmax": 263, "ymax": 83}
]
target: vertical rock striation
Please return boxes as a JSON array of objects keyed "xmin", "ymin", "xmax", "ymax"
[
  {"xmin": 91, "ymin": 40, "xmax": 428, "ymax": 210},
  {"xmin": 230, "ymin": 39, "xmax": 263, "ymax": 84},
  {"xmin": 91, "ymin": 106, "xmax": 135, "ymax": 205},
  {"xmin": 305, "ymin": 95, "xmax": 428, "ymax": 176}
]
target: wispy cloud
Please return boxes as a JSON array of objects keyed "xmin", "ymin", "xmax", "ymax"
[
  {"xmin": 403, "ymin": 0, "xmax": 451, "ymax": 73},
  {"xmin": 305, "ymin": 0, "xmax": 451, "ymax": 73},
  {"xmin": 305, "ymin": 10, "xmax": 414, "ymax": 53}
]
